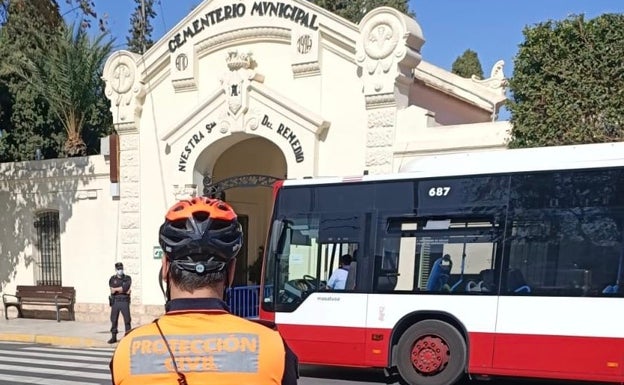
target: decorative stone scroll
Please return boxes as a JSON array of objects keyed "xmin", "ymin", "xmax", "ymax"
[
  {"xmin": 102, "ymin": 51, "xmax": 146, "ymax": 132},
  {"xmin": 355, "ymin": 7, "xmax": 424, "ymax": 100},
  {"xmin": 471, "ymin": 60, "xmax": 508, "ymax": 96}
]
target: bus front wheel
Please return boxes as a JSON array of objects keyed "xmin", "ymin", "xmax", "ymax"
[{"xmin": 396, "ymin": 320, "xmax": 467, "ymax": 385}]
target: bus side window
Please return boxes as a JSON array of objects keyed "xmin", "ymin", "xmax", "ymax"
[{"xmin": 373, "ymin": 254, "xmax": 399, "ymax": 292}]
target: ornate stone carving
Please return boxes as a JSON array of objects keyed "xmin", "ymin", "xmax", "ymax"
[
  {"xmin": 356, "ymin": 8, "xmax": 425, "ymax": 175},
  {"xmin": 111, "ymin": 63, "xmax": 134, "ymax": 94},
  {"xmin": 356, "ymin": 7, "xmax": 424, "ymax": 99},
  {"xmin": 226, "ymin": 51, "xmax": 253, "ymax": 71},
  {"xmin": 362, "ymin": 19, "xmax": 400, "ymax": 67},
  {"xmin": 218, "ymin": 50, "xmax": 264, "ymax": 133},
  {"xmin": 103, "ymin": 51, "xmax": 146, "ymax": 131},
  {"xmin": 292, "ymin": 62, "xmax": 321, "ymax": 78},
  {"xmin": 365, "ymin": 107, "xmax": 395, "ymax": 174},
  {"xmin": 173, "ymin": 184, "xmax": 198, "ymax": 201},
  {"xmin": 171, "ymin": 78, "xmax": 198, "ymax": 92},
  {"xmin": 197, "ymin": 27, "xmax": 290, "ymax": 56},
  {"xmin": 472, "ymin": 60, "xmax": 508, "ymax": 95},
  {"xmin": 364, "ymin": 93, "xmax": 396, "ymax": 108},
  {"xmin": 245, "ymin": 108, "xmax": 262, "ymax": 132}
]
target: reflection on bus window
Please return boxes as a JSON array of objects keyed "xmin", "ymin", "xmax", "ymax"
[
  {"xmin": 374, "ymin": 217, "xmax": 501, "ymax": 293},
  {"xmin": 505, "ymin": 171, "xmax": 624, "ymax": 297}
]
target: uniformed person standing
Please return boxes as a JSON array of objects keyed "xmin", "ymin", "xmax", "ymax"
[
  {"xmin": 108, "ymin": 262, "xmax": 132, "ymax": 344},
  {"xmin": 109, "ymin": 197, "xmax": 298, "ymax": 385}
]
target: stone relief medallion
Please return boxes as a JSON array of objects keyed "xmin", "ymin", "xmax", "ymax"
[
  {"xmin": 175, "ymin": 54, "xmax": 189, "ymax": 71},
  {"xmin": 359, "ymin": 16, "xmax": 402, "ymax": 76},
  {"xmin": 103, "ymin": 52, "xmax": 146, "ymax": 127},
  {"xmin": 364, "ymin": 21, "xmax": 398, "ymax": 60},
  {"xmin": 111, "ymin": 63, "xmax": 134, "ymax": 94},
  {"xmin": 296, "ymin": 34, "xmax": 313, "ymax": 55}
]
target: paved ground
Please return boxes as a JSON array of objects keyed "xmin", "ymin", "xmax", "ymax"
[
  {"xmin": 0, "ymin": 319, "xmax": 606, "ymax": 385},
  {"xmin": 0, "ymin": 342, "xmax": 113, "ymax": 384},
  {"xmin": 0, "ymin": 342, "xmax": 587, "ymax": 385},
  {"xmin": 0, "ymin": 318, "xmax": 113, "ymax": 348}
]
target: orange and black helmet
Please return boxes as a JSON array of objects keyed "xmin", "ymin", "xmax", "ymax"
[{"xmin": 158, "ymin": 197, "xmax": 243, "ymax": 273}]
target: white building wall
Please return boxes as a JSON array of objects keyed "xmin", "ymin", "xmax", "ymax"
[{"xmin": 0, "ymin": 156, "xmax": 120, "ymax": 319}]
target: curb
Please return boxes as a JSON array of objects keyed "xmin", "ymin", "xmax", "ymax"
[{"xmin": 0, "ymin": 333, "xmax": 113, "ymax": 348}]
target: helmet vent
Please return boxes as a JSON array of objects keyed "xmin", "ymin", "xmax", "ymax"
[
  {"xmin": 193, "ymin": 211, "xmax": 209, "ymax": 222},
  {"xmin": 169, "ymin": 219, "xmax": 187, "ymax": 230}
]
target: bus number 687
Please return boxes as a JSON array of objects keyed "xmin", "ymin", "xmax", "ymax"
[{"xmin": 429, "ymin": 187, "xmax": 451, "ymax": 197}]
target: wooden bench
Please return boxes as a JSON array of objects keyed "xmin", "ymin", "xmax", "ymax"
[{"xmin": 2, "ymin": 285, "xmax": 76, "ymax": 322}]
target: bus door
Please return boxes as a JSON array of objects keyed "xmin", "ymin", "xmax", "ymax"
[{"xmin": 263, "ymin": 212, "xmax": 368, "ymax": 366}]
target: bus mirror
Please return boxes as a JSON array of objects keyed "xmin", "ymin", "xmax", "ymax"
[{"xmin": 271, "ymin": 219, "xmax": 291, "ymax": 256}]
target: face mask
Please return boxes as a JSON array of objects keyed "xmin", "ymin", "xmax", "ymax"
[{"xmin": 117, "ymin": 269, "xmax": 124, "ymax": 275}]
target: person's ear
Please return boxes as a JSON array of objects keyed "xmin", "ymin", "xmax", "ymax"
[
  {"xmin": 161, "ymin": 256, "xmax": 169, "ymax": 278},
  {"xmin": 227, "ymin": 258, "xmax": 237, "ymax": 287}
]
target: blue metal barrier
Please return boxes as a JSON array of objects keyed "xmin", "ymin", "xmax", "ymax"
[{"xmin": 226, "ymin": 285, "xmax": 273, "ymax": 319}]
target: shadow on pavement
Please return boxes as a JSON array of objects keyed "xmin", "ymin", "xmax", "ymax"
[{"xmin": 299, "ymin": 365, "xmax": 395, "ymax": 384}]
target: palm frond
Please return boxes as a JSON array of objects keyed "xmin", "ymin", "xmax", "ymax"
[{"xmin": 5, "ymin": 20, "xmax": 114, "ymax": 156}]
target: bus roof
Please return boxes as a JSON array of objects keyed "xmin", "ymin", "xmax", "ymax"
[{"xmin": 282, "ymin": 141, "xmax": 624, "ymax": 187}]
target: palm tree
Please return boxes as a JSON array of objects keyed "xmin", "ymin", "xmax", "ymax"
[{"xmin": 10, "ymin": 21, "xmax": 113, "ymax": 157}]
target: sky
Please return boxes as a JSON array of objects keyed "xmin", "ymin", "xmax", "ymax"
[{"xmin": 60, "ymin": 0, "xmax": 624, "ymax": 120}]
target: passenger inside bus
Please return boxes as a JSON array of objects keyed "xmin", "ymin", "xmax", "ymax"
[
  {"xmin": 326, "ymin": 254, "xmax": 353, "ymax": 290},
  {"xmin": 425, "ymin": 254, "xmax": 453, "ymax": 291}
]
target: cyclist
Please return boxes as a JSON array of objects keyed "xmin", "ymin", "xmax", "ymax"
[{"xmin": 109, "ymin": 197, "xmax": 299, "ymax": 384}]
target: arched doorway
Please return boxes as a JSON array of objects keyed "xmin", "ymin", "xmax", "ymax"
[{"xmin": 203, "ymin": 136, "xmax": 287, "ymax": 286}]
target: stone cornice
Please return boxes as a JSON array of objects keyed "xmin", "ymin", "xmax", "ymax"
[
  {"xmin": 196, "ymin": 27, "xmax": 290, "ymax": 58},
  {"xmin": 414, "ymin": 61, "xmax": 508, "ymax": 112}
]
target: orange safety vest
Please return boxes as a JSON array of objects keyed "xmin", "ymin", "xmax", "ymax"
[{"xmin": 110, "ymin": 303, "xmax": 293, "ymax": 384}]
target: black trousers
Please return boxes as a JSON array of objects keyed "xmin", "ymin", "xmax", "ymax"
[{"xmin": 110, "ymin": 297, "xmax": 131, "ymax": 334}]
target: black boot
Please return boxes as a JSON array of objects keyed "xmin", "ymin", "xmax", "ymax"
[{"xmin": 107, "ymin": 333, "xmax": 117, "ymax": 344}]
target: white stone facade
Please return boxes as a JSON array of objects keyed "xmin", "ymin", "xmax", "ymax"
[{"xmin": 0, "ymin": 0, "xmax": 510, "ymax": 322}]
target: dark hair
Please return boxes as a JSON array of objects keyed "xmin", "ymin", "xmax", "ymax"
[
  {"xmin": 115, "ymin": 262, "xmax": 123, "ymax": 269},
  {"xmin": 168, "ymin": 262, "xmax": 228, "ymax": 292},
  {"xmin": 340, "ymin": 254, "xmax": 352, "ymax": 266}
]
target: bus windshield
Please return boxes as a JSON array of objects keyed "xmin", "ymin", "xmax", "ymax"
[{"xmin": 263, "ymin": 213, "xmax": 360, "ymax": 311}]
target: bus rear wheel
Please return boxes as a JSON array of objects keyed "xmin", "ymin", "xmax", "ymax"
[{"xmin": 396, "ymin": 320, "xmax": 466, "ymax": 385}]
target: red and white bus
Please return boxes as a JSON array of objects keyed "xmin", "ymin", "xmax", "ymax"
[{"xmin": 258, "ymin": 141, "xmax": 624, "ymax": 385}]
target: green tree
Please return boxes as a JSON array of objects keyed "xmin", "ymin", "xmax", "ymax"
[
  {"xmin": 507, "ymin": 14, "xmax": 624, "ymax": 148},
  {"xmin": 126, "ymin": 0, "xmax": 156, "ymax": 54},
  {"xmin": 312, "ymin": 0, "xmax": 412, "ymax": 24},
  {"xmin": 8, "ymin": 21, "xmax": 114, "ymax": 157},
  {"xmin": 0, "ymin": 0, "xmax": 103, "ymax": 29},
  {"xmin": 0, "ymin": 0, "xmax": 64, "ymax": 162},
  {"xmin": 451, "ymin": 49, "xmax": 484, "ymax": 79}
]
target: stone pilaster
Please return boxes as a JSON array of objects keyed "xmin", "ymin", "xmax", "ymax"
[
  {"xmin": 356, "ymin": 7, "xmax": 425, "ymax": 174},
  {"xmin": 102, "ymin": 51, "xmax": 146, "ymax": 305}
]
